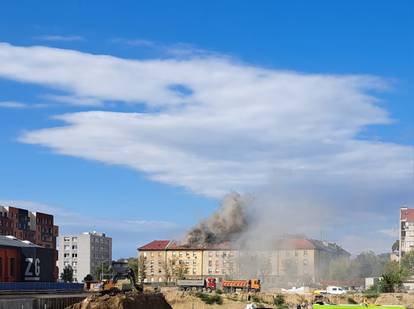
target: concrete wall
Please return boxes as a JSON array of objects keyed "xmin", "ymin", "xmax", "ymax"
[{"xmin": 0, "ymin": 296, "xmax": 86, "ymax": 309}]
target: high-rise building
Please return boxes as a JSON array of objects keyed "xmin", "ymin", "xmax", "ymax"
[
  {"xmin": 58, "ymin": 232, "xmax": 112, "ymax": 282},
  {"xmin": 0, "ymin": 205, "xmax": 59, "ymax": 280},
  {"xmin": 400, "ymin": 207, "xmax": 414, "ymax": 257}
]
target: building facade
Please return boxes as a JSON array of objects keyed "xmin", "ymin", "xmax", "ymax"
[
  {"xmin": 137, "ymin": 238, "xmax": 349, "ymax": 284},
  {"xmin": 400, "ymin": 207, "xmax": 414, "ymax": 258},
  {"xmin": 58, "ymin": 232, "xmax": 112, "ymax": 282},
  {"xmin": 0, "ymin": 205, "xmax": 59, "ymax": 280},
  {"xmin": 0, "ymin": 235, "xmax": 56, "ymax": 282}
]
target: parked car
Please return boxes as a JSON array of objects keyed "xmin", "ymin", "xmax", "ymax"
[{"xmin": 326, "ymin": 286, "xmax": 346, "ymax": 295}]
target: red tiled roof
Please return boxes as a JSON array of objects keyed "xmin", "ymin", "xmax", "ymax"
[
  {"xmin": 138, "ymin": 240, "xmax": 171, "ymax": 251},
  {"xmin": 137, "ymin": 238, "xmax": 349, "ymax": 255},
  {"xmin": 166, "ymin": 241, "xmax": 234, "ymax": 251},
  {"xmin": 401, "ymin": 208, "xmax": 414, "ymax": 221},
  {"xmin": 274, "ymin": 238, "xmax": 316, "ymax": 250}
]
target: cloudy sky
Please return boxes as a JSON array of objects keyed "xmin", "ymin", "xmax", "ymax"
[{"xmin": 0, "ymin": 1, "xmax": 413, "ymax": 257}]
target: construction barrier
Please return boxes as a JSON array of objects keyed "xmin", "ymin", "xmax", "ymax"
[{"xmin": 0, "ymin": 282, "xmax": 84, "ymax": 292}]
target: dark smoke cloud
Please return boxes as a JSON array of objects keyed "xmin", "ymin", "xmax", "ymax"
[{"xmin": 184, "ymin": 192, "xmax": 248, "ymax": 246}]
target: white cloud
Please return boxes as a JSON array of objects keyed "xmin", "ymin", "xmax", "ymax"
[
  {"xmin": 379, "ymin": 228, "xmax": 399, "ymax": 238},
  {"xmin": 0, "ymin": 101, "xmax": 49, "ymax": 109},
  {"xmin": 33, "ymin": 35, "xmax": 84, "ymax": 42},
  {"xmin": 111, "ymin": 38, "xmax": 218, "ymax": 58},
  {"xmin": 111, "ymin": 38, "xmax": 157, "ymax": 47},
  {"xmin": 0, "ymin": 101, "xmax": 29, "ymax": 108},
  {"xmin": 0, "ymin": 42, "xmax": 412, "ymax": 253},
  {"xmin": 41, "ymin": 94, "xmax": 103, "ymax": 106}
]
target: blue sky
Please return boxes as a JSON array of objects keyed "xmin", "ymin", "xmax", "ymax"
[{"xmin": 0, "ymin": 1, "xmax": 413, "ymax": 257}]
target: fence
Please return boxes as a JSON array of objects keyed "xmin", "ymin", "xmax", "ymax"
[{"xmin": 0, "ymin": 282, "xmax": 84, "ymax": 292}]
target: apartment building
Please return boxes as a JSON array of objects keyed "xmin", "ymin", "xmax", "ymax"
[
  {"xmin": 400, "ymin": 207, "xmax": 414, "ymax": 258},
  {"xmin": 137, "ymin": 237, "xmax": 349, "ymax": 284},
  {"xmin": 0, "ymin": 205, "xmax": 59, "ymax": 280},
  {"xmin": 58, "ymin": 232, "xmax": 112, "ymax": 282},
  {"xmin": 0, "ymin": 206, "xmax": 58, "ymax": 249}
]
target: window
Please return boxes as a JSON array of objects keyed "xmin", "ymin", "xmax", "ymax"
[
  {"xmin": 64, "ymin": 237, "xmax": 70, "ymax": 241},
  {"xmin": 304, "ymin": 250, "xmax": 308, "ymax": 256},
  {"xmin": 0, "ymin": 257, "xmax": 2, "ymax": 276},
  {"xmin": 303, "ymin": 259, "xmax": 308, "ymax": 266},
  {"xmin": 10, "ymin": 258, "xmax": 15, "ymax": 276},
  {"xmin": 295, "ymin": 251, "xmax": 298, "ymax": 257}
]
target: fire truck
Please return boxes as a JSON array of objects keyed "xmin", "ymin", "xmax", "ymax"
[
  {"xmin": 177, "ymin": 277, "xmax": 216, "ymax": 291},
  {"xmin": 222, "ymin": 279, "xmax": 261, "ymax": 293}
]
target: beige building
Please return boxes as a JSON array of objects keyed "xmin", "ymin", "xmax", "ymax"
[{"xmin": 137, "ymin": 238, "xmax": 349, "ymax": 284}]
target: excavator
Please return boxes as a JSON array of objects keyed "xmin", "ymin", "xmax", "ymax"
[{"xmin": 100, "ymin": 261, "xmax": 143, "ymax": 295}]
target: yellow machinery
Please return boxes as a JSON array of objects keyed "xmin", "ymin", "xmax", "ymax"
[{"xmin": 100, "ymin": 261, "xmax": 142, "ymax": 295}]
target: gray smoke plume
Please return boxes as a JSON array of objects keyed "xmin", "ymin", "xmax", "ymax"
[{"xmin": 184, "ymin": 192, "xmax": 248, "ymax": 246}]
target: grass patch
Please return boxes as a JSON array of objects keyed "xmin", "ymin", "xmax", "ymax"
[
  {"xmin": 251, "ymin": 294, "xmax": 261, "ymax": 303},
  {"xmin": 274, "ymin": 294, "xmax": 289, "ymax": 309},
  {"xmin": 195, "ymin": 292, "xmax": 223, "ymax": 305}
]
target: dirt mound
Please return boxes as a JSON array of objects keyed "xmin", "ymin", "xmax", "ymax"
[{"xmin": 65, "ymin": 292, "xmax": 172, "ymax": 309}]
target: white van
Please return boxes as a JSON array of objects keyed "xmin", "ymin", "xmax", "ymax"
[{"xmin": 326, "ymin": 286, "xmax": 346, "ymax": 295}]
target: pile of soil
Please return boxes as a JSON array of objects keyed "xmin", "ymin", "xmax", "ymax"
[{"xmin": 65, "ymin": 292, "xmax": 172, "ymax": 309}]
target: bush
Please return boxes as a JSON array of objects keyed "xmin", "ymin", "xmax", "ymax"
[
  {"xmin": 196, "ymin": 292, "xmax": 223, "ymax": 305},
  {"xmin": 216, "ymin": 289, "xmax": 223, "ymax": 294},
  {"xmin": 364, "ymin": 286, "xmax": 380, "ymax": 299},
  {"xmin": 347, "ymin": 297, "xmax": 357, "ymax": 304},
  {"xmin": 251, "ymin": 295, "xmax": 261, "ymax": 303},
  {"xmin": 274, "ymin": 294, "xmax": 288, "ymax": 309}
]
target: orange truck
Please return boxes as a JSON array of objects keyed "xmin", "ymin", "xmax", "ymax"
[{"xmin": 221, "ymin": 279, "xmax": 261, "ymax": 293}]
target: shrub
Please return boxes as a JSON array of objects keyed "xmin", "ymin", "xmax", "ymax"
[
  {"xmin": 347, "ymin": 297, "xmax": 357, "ymax": 304},
  {"xmin": 195, "ymin": 292, "xmax": 223, "ymax": 305},
  {"xmin": 274, "ymin": 294, "xmax": 288, "ymax": 309},
  {"xmin": 251, "ymin": 294, "xmax": 261, "ymax": 303},
  {"xmin": 215, "ymin": 288, "xmax": 223, "ymax": 294}
]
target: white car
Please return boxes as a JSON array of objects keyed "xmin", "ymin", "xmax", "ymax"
[{"xmin": 326, "ymin": 286, "xmax": 346, "ymax": 295}]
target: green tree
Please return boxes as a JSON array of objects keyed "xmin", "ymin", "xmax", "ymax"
[
  {"xmin": 161, "ymin": 258, "xmax": 175, "ymax": 282},
  {"xmin": 94, "ymin": 261, "xmax": 112, "ymax": 281},
  {"xmin": 83, "ymin": 274, "xmax": 93, "ymax": 282},
  {"xmin": 352, "ymin": 251, "xmax": 382, "ymax": 278},
  {"xmin": 127, "ymin": 257, "xmax": 139, "ymax": 276},
  {"xmin": 327, "ymin": 257, "xmax": 352, "ymax": 280},
  {"xmin": 60, "ymin": 265, "xmax": 74, "ymax": 282},
  {"xmin": 173, "ymin": 260, "xmax": 188, "ymax": 280},
  {"xmin": 137, "ymin": 255, "xmax": 147, "ymax": 283},
  {"xmin": 392, "ymin": 240, "xmax": 399, "ymax": 253},
  {"xmin": 377, "ymin": 261, "xmax": 408, "ymax": 293}
]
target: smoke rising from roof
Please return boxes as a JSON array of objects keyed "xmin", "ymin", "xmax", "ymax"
[{"xmin": 184, "ymin": 192, "xmax": 248, "ymax": 246}]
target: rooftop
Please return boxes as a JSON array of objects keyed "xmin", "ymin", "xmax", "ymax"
[
  {"xmin": 138, "ymin": 237, "xmax": 349, "ymax": 255},
  {"xmin": 401, "ymin": 208, "xmax": 414, "ymax": 221},
  {"xmin": 0, "ymin": 235, "xmax": 40, "ymax": 248},
  {"xmin": 138, "ymin": 240, "xmax": 172, "ymax": 251}
]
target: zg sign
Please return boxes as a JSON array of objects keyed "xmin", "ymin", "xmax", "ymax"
[
  {"xmin": 20, "ymin": 247, "xmax": 54, "ymax": 282},
  {"xmin": 24, "ymin": 257, "xmax": 41, "ymax": 280}
]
